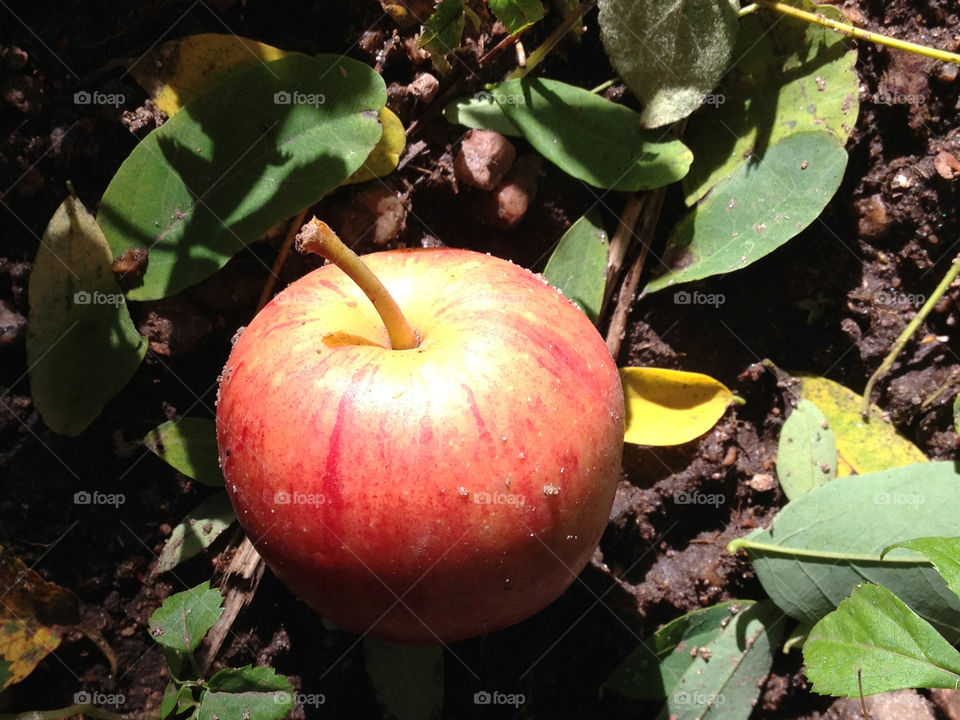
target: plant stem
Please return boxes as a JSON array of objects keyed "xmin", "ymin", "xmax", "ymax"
[
  {"xmin": 861, "ymin": 253, "xmax": 960, "ymax": 417},
  {"xmin": 508, "ymin": 0, "xmax": 596, "ymax": 80},
  {"xmin": 296, "ymin": 218, "xmax": 420, "ymax": 350},
  {"xmin": 756, "ymin": 0, "xmax": 960, "ymax": 64}
]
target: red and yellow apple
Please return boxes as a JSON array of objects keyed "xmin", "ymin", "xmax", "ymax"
[{"xmin": 215, "ymin": 220, "xmax": 624, "ymax": 644}]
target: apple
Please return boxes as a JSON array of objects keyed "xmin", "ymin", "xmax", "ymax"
[{"xmin": 215, "ymin": 219, "xmax": 624, "ymax": 644}]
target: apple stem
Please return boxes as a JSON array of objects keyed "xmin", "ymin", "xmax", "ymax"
[{"xmin": 296, "ymin": 218, "xmax": 420, "ymax": 350}]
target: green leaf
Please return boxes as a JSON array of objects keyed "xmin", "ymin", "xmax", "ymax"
[
  {"xmin": 0, "ymin": 659, "xmax": 12, "ymax": 688},
  {"xmin": 148, "ymin": 581, "xmax": 224, "ymax": 653},
  {"xmin": 542, "ymin": 211, "xmax": 608, "ymax": 323},
  {"xmin": 604, "ymin": 601, "xmax": 751, "ymax": 700},
  {"xmin": 496, "ymin": 78, "xmax": 693, "ymax": 190},
  {"xmin": 160, "ymin": 683, "xmax": 196, "ymax": 720},
  {"xmin": 727, "ymin": 462, "xmax": 960, "ymax": 641},
  {"xmin": 98, "ymin": 54, "xmax": 386, "ymax": 300},
  {"xmin": 489, "ymin": 0, "xmax": 544, "ymax": 34},
  {"xmin": 776, "ymin": 399, "xmax": 836, "ymax": 499},
  {"xmin": 883, "ymin": 537, "xmax": 960, "ymax": 603},
  {"xmin": 657, "ymin": 600, "xmax": 784, "ymax": 720},
  {"xmin": 199, "ymin": 666, "xmax": 294, "ymax": 720},
  {"xmin": 416, "ymin": 0, "xmax": 465, "ymax": 56},
  {"xmin": 26, "ymin": 193, "xmax": 147, "ymax": 436},
  {"xmin": 645, "ymin": 132, "xmax": 847, "ymax": 294},
  {"xmin": 156, "ymin": 493, "xmax": 236, "ymax": 574},
  {"xmin": 363, "ymin": 638, "xmax": 443, "ymax": 720},
  {"xmin": 443, "ymin": 93, "xmax": 522, "ymax": 136},
  {"xmin": 143, "ymin": 418, "xmax": 223, "ymax": 486},
  {"xmin": 597, "ymin": 0, "xmax": 739, "ymax": 128},
  {"xmin": 796, "ymin": 374, "xmax": 927, "ymax": 475},
  {"xmin": 953, "ymin": 393, "xmax": 960, "ymax": 435},
  {"xmin": 683, "ymin": 0, "xmax": 859, "ymax": 205},
  {"xmin": 804, "ymin": 584, "xmax": 960, "ymax": 696}
]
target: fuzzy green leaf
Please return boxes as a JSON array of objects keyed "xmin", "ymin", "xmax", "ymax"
[
  {"xmin": 597, "ymin": 0, "xmax": 739, "ymax": 128},
  {"xmin": 883, "ymin": 537, "xmax": 960, "ymax": 603},
  {"xmin": 417, "ymin": 0, "xmax": 465, "ymax": 55},
  {"xmin": 199, "ymin": 666, "xmax": 294, "ymax": 720}
]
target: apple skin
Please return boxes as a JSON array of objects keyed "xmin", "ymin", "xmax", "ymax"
[{"xmin": 216, "ymin": 248, "xmax": 624, "ymax": 644}]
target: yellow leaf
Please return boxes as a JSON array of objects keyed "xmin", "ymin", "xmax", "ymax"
[
  {"xmin": 621, "ymin": 367, "xmax": 733, "ymax": 446},
  {"xmin": 344, "ymin": 107, "xmax": 407, "ymax": 185},
  {"xmin": 796, "ymin": 374, "xmax": 927, "ymax": 475},
  {"xmin": 127, "ymin": 33, "xmax": 291, "ymax": 117},
  {"xmin": 0, "ymin": 546, "xmax": 78, "ymax": 689}
]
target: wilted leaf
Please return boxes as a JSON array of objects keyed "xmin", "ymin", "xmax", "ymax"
[
  {"xmin": 659, "ymin": 601, "xmax": 783, "ymax": 719},
  {"xmin": 542, "ymin": 211, "xmax": 608, "ymax": 323},
  {"xmin": 804, "ymin": 584, "xmax": 960, "ymax": 696},
  {"xmin": 728, "ymin": 463, "xmax": 960, "ymax": 641},
  {"xmin": 148, "ymin": 581, "xmax": 224, "ymax": 653},
  {"xmin": 27, "ymin": 193, "xmax": 147, "ymax": 436},
  {"xmin": 683, "ymin": 0, "xmax": 859, "ymax": 205},
  {"xmin": 417, "ymin": 0, "xmax": 465, "ymax": 56},
  {"xmin": 144, "ymin": 417, "xmax": 223, "ymax": 486},
  {"xmin": 776, "ymin": 399, "xmax": 836, "ymax": 499},
  {"xmin": 345, "ymin": 107, "xmax": 406, "ymax": 185},
  {"xmin": 199, "ymin": 666, "xmax": 294, "ymax": 720},
  {"xmin": 796, "ymin": 374, "xmax": 927, "ymax": 475},
  {"xmin": 363, "ymin": 638, "xmax": 444, "ymax": 720},
  {"xmin": 156, "ymin": 493, "xmax": 236, "ymax": 574},
  {"xmin": 489, "ymin": 0, "xmax": 544, "ymax": 34},
  {"xmin": 645, "ymin": 132, "xmax": 847, "ymax": 294},
  {"xmin": 127, "ymin": 34, "xmax": 290, "ymax": 117},
  {"xmin": 605, "ymin": 601, "xmax": 749, "ymax": 700},
  {"xmin": 0, "ymin": 546, "xmax": 78, "ymax": 689},
  {"xmin": 496, "ymin": 78, "xmax": 693, "ymax": 190},
  {"xmin": 883, "ymin": 537, "xmax": 960, "ymax": 602},
  {"xmin": 597, "ymin": 0, "xmax": 739, "ymax": 128},
  {"xmin": 99, "ymin": 54, "xmax": 386, "ymax": 300},
  {"xmin": 621, "ymin": 367, "xmax": 732, "ymax": 446}
]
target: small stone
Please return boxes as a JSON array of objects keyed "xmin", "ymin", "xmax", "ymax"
[
  {"xmin": 408, "ymin": 73, "xmax": 439, "ymax": 103},
  {"xmin": 455, "ymin": 129, "xmax": 516, "ymax": 191},
  {"xmin": 480, "ymin": 154, "xmax": 542, "ymax": 229},
  {"xmin": 934, "ymin": 151, "xmax": 960, "ymax": 179},
  {"xmin": 747, "ymin": 473, "xmax": 776, "ymax": 492},
  {"xmin": 856, "ymin": 193, "xmax": 891, "ymax": 239}
]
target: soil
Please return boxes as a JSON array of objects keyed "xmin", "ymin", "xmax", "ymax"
[{"xmin": 2, "ymin": 0, "xmax": 960, "ymax": 718}]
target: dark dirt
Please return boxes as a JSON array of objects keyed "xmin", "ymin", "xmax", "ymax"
[{"xmin": 3, "ymin": 0, "xmax": 960, "ymax": 718}]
